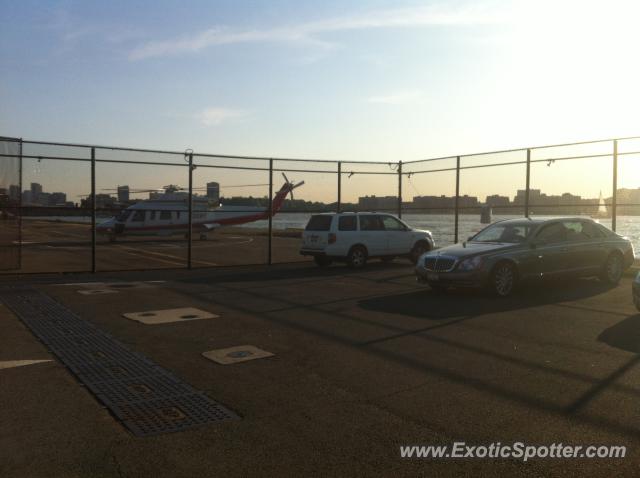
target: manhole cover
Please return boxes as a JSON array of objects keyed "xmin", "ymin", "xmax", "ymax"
[
  {"xmin": 203, "ymin": 346, "xmax": 274, "ymax": 365},
  {"xmin": 124, "ymin": 308, "xmax": 218, "ymax": 325}
]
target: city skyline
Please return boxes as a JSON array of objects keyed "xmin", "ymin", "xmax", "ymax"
[{"xmin": 6, "ymin": 180, "xmax": 640, "ymax": 216}]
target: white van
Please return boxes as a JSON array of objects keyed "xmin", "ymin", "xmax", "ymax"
[{"xmin": 300, "ymin": 212, "xmax": 434, "ymax": 268}]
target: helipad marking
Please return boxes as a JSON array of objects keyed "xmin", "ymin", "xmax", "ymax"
[
  {"xmin": 0, "ymin": 360, "xmax": 52, "ymax": 370},
  {"xmin": 202, "ymin": 346, "xmax": 274, "ymax": 365},
  {"xmin": 124, "ymin": 307, "xmax": 219, "ymax": 325}
]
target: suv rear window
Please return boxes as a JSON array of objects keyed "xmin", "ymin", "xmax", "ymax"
[
  {"xmin": 338, "ymin": 216, "xmax": 357, "ymax": 231},
  {"xmin": 359, "ymin": 215, "xmax": 384, "ymax": 231},
  {"xmin": 305, "ymin": 215, "xmax": 333, "ymax": 231}
]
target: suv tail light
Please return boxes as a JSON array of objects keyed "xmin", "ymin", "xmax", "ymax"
[{"xmin": 328, "ymin": 233, "xmax": 337, "ymax": 244}]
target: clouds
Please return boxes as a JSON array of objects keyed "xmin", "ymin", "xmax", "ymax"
[
  {"xmin": 198, "ymin": 107, "xmax": 250, "ymax": 126},
  {"xmin": 129, "ymin": 3, "xmax": 505, "ymax": 60},
  {"xmin": 367, "ymin": 90, "xmax": 424, "ymax": 105}
]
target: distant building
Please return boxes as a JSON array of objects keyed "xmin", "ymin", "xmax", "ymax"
[
  {"xmin": 31, "ymin": 182, "xmax": 43, "ymax": 196},
  {"xmin": 358, "ymin": 195, "xmax": 397, "ymax": 211},
  {"xmin": 458, "ymin": 195, "xmax": 479, "ymax": 209},
  {"xmin": 117, "ymin": 185, "xmax": 130, "ymax": 203},
  {"xmin": 412, "ymin": 195, "xmax": 455, "ymax": 210},
  {"xmin": 37, "ymin": 192, "xmax": 51, "ymax": 205},
  {"xmin": 485, "ymin": 195, "xmax": 510, "ymax": 207},
  {"xmin": 207, "ymin": 182, "xmax": 220, "ymax": 203},
  {"xmin": 9, "ymin": 185, "xmax": 20, "ymax": 202},
  {"xmin": 50, "ymin": 192, "xmax": 67, "ymax": 205},
  {"xmin": 616, "ymin": 188, "xmax": 640, "ymax": 215},
  {"xmin": 513, "ymin": 189, "xmax": 541, "ymax": 205}
]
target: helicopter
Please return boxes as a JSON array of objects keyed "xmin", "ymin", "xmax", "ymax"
[{"xmin": 95, "ymin": 174, "xmax": 304, "ymax": 241}]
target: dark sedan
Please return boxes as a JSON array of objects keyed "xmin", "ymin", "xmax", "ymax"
[{"xmin": 415, "ymin": 217, "xmax": 635, "ymax": 296}]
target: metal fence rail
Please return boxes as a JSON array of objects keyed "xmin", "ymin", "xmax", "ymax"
[{"xmin": 1, "ymin": 135, "xmax": 639, "ymax": 274}]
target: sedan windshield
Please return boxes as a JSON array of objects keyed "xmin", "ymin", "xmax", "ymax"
[{"xmin": 471, "ymin": 223, "xmax": 533, "ymax": 243}]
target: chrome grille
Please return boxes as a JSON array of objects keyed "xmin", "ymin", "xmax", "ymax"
[{"xmin": 424, "ymin": 256, "xmax": 456, "ymax": 272}]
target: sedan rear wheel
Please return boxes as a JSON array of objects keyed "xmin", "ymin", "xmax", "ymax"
[
  {"xmin": 491, "ymin": 262, "xmax": 517, "ymax": 297},
  {"xmin": 601, "ymin": 253, "xmax": 623, "ymax": 284}
]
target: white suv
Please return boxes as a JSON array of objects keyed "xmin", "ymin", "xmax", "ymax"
[{"xmin": 300, "ymin": 212, "xmax": 434, "ymax": 268}]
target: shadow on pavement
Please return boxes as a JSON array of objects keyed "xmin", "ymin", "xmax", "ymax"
[
  {"xmin": 598, "ymin": 314, "xmax": 640, "ymax": 353},
  {"xmin": 359, "ymin": 278, "xmax": 616, "ymax": 320},
  {"xmin": 180, "ymin": 260, "xmax": 412, "ymax": 285}
]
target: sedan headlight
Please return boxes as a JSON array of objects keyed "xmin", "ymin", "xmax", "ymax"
[{"xmin": 457, "ymin": 256, "xmax": 483, "ymax": 272}]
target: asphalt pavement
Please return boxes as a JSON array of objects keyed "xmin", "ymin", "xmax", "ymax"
[{"xmin": 1, "ymin": 261, "xmax": 640, "ymax": 477}]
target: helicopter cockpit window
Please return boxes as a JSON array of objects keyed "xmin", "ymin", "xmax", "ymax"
[
  {"xmin": 131, "ymin": 210, "xmax": 145, "ymax": 222},
  {"xmin": 115, "ymin": 210, "xmax": 131, "ymax": 222}
]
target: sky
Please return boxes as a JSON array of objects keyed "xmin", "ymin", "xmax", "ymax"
[{"xmin": 2, "ymin": 0, "xmax": 640, "ymax": 203}]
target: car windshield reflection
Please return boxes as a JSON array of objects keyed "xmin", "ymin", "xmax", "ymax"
[{"xmin": 471, "ymin": 223, "xmax": 534, "ymax": 244}]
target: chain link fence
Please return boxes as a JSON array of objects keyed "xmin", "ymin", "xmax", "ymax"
[{"xmin": 0, "ymin": 136, "xmax": 639, "ymax": 274}]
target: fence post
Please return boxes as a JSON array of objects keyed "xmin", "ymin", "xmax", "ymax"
[
  {"xmin": 18, "ymin": 139, "xmax": 23, "ymax": 270},
  {"xmin": 337, "ymin": 162, "xmax": 342, "ymax": 213},
  {"xmin": 612, "ymin": 139, "xmax": 618, "ymax": 232},
  {"xmin": 268, "ymin": 159, "xmax": 273, "ymax": 265},
  {"xmin": 525, "ymin": 148, "xmax": 531, "ymax": 218},
  {"xmin": 397, "ymin": 161, "xmax": 403, "ymax": 218},
  {"xmin": 91, "ymin": 147, "xmax": 96, "ymax": 273},
  {"xmin": 454, "ymin": 156, "xmax": 460, "ymax": 243},
  {"xmin": 187, "ymin": 152, "xmax": 193, "ymax": 269}
]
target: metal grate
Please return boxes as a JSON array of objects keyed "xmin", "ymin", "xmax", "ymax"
[
  {"xmin": 0, "ymin": 286, "xmax": 239, "ymax": 436},
  {"xmin": 86, "ymin": 374, "xmax": 198, "ymax": 407},
  {"xmin": 110, "ymin": 393, "xmax": 237, "ymax": 436},
  {"xmin": 424, "ymin": 256, "xmax": 457, "ymax": 272}
]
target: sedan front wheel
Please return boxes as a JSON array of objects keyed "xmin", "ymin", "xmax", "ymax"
[
  {"xmin": 600, "ymin": 253, "xmax": 623, "ymax": 285},
  {"xmin": 491, "ymin": 262, "xmax": 518, "ymax": 297}
]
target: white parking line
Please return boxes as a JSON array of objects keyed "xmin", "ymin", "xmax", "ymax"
[
  {"xmin": 116, "ymin": 245, "xmax": 218, "ymax": 267},
  {"xmin": 0, "ymin": 360, "xmax": 52, "ymax": 370}
]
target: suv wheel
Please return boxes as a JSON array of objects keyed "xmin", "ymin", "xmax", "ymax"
[
  {"xmin": 491, "ymin": 262, "xmax": 517, "ymax": 297},
  {"xmin": 347, "ymin": 246, "xmax": 367, "ymax": 269},
  {"xmin": 600, "ymin": 253, "xmax": 623, "ymax": 284},
  {"xmin": 410, "ymin": 241, "xmax": 430, "ymax": 264}
]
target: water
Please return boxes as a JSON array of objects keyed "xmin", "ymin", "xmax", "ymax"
[{"xmin": 24, "ymin": 213, "xmax": 640, "ymax": 257}]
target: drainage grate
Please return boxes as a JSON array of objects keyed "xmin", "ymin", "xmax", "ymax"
[
  {"xmin": 67, "ymin": 360, "xmax": 172, "ymax": 384},
  {"xmin": 86, "ymin": 374, "xmax": 198, "ymax": 407},
  {"xmin": 46, "ymin": 336, "xmax": 155, "ymax": 367},
  {"xmin": 0, "ymin": 286, "xmax": 239, "ymax": 436},
  {"xmin": 110, "ymin": 393, "xmax": 237, "ymax": 436}
]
